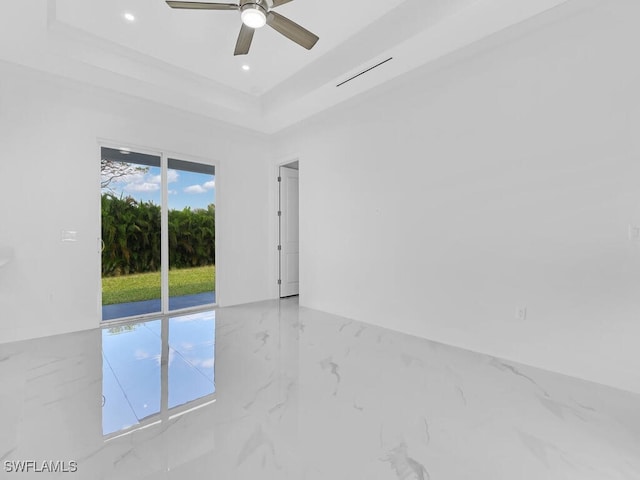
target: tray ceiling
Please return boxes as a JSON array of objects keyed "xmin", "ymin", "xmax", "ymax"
[{"xmin": 0, "ymin": 0, "xmax": 572, "ymax": 133}]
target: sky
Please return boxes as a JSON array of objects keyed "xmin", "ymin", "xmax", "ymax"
[{"xmin": 103, "ymin": 165, "xmax": 215, "ymax": 211}]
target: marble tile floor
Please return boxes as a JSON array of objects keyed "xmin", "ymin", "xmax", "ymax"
[{"xmin": 0, "ymin": 298, "xmax": 639, "ymax": 479}]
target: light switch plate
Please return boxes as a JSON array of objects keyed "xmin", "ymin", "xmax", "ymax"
[{"xmin": 61, "ymin": 230, "xmax": 78, "ymax": 242}]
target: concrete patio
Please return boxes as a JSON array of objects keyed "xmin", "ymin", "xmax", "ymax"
[{"xmin": 102, "ymin": 292, "xmax": 216, "ymax": 320}]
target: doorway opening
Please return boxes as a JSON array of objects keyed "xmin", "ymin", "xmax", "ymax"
[
  {"xmin": 100, "ymin": 146, "xmax": 216, "ymax": 321},
  {"xmin": 278, "ymin": 161, "xmax": 299, "ymax": 298}
]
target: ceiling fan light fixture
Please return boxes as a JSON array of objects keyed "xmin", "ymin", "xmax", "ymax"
[
  {"xmin": 241, "ymin": 4, "xmax": 267, "ymax": 29},
  {"xmin": 166, "ymin": 0, "xmax": 319, "ymax": 55}
]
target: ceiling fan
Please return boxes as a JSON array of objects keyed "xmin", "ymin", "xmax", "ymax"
[{"xmin": 166, "ymin": 0, "xmax": 319, "ymax": 56}]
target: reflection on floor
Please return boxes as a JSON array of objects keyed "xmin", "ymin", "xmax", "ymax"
[
  {"xmin": 0, "ymin": 298, "xmax": 639, "ymax": 479},
  {"xmin": 102, "ymin": 311, "xmax": 215, "ymax": 436}
]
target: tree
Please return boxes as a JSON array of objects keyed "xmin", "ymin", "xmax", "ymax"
[{"xmin": 101, "ymin": 159, "xmax": 149, "ymax": 193}]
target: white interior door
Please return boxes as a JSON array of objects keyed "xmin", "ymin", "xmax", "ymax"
[{"xmin": 279, "ymin": 166, "xmax": 299, "ymax": 297}]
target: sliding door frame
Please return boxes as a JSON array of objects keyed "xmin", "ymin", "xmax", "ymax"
[{"xmin": 98, "ymin": 140, "xmax": 219, "ymax": 324}]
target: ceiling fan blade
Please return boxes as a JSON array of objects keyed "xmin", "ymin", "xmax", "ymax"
[
  {"xmin": 234, "ymin": 24, "xmax": 255, "ymax": 56},
  {"xmin": 266, "ymin": 11, "xmax": 319, "ymax": 50},
  {"xmin": 166, "ymin": 1, "xmax": 238, "ymax": 10},
  {"xmin": 271, "ymin": 0, "xmax": 295, "ymax": 6}
]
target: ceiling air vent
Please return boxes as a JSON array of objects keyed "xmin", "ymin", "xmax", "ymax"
[{"xmin": 336, "ymin": 57, "xmax": 394, "ymax": 88}]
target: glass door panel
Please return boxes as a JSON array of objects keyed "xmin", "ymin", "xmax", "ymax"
[
  {"xmin": 167, "ymin": 158, "xmax": 215, "ymax": 311},
  {"xmin": 101, "ymin": 148, "xmax": 162, "ymax": 320}
]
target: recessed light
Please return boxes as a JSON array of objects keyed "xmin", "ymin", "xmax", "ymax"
[
  {"xmin": 124, "ymin": 12, "xmax": 136, "ymax": 22},
  {"xmin": 242, "ymin": 65, "xmax": 250, "ymax": 71}
]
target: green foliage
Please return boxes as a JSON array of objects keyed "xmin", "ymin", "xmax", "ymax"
[
  {"xmin": 101, "ymin": 194, "xmax": 215, "ymax": 277},
  {"xmin": 168, "ymin": 203, "xmax": 216, "ymax": 269}
]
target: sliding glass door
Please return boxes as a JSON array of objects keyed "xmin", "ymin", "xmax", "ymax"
[
  {"xmin": 167, "ymin": 159, "xmax": 216, "ymax": 311},
  {"xmin": 101, "ymin": 148, "xmax": 162, "ymax": 320},
  {"xmin": 100, "ymin": 147, "xmax": 215, "ymax": 321}
]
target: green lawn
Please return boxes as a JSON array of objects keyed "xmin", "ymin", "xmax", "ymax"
[{"xmin": 102, "ymin": 265, "xmax": 215, "ymax": 305}]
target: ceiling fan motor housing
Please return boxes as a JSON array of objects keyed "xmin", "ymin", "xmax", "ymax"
[{"xmin": 240, "ymin": 0, "xmax": 271, "ymax": 10}]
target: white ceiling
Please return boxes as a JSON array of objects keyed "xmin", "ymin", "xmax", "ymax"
[
  {"xmin": 0, "ymin": 0, "xmax": 570, "ymax": 133},
  {"xmin": 56, "ymin": 0, "xmax": 407, "ymax": 95}
]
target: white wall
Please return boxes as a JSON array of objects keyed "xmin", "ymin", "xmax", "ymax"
[
  {"xmin": 272, "ymin": 0, "xmax": 640, "ymax": 394},
  {"xmin": 0, "ymin": 62, "xmax": 271, "ymax": 344}
]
